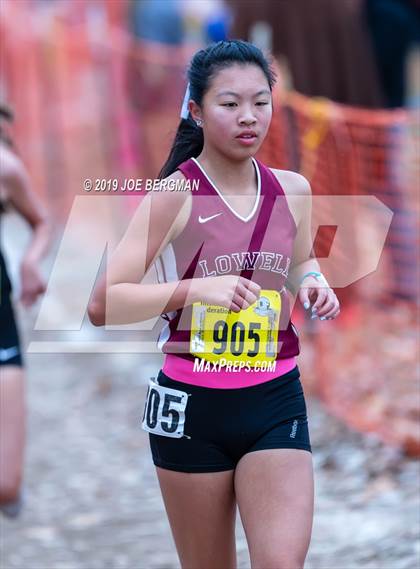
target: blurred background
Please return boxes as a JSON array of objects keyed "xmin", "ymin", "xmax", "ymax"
[{"xmin": 1, "ymin": 0, "xmax": 419, "ymax": 568}]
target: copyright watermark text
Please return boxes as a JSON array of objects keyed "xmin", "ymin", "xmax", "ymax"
[{"xmin": 83, "ymin": 178, "xmax": 199, "ymax": 192}]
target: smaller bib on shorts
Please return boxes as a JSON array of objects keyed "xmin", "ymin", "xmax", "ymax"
[{"xmin": 141, "ymin": 378, "xmax": 190, "ymax": 438}]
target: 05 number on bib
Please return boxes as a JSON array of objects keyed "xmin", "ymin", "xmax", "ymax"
[
  {"xmin": 141, "ymin": 379, "xmax": 189, "ymax": 438},
  {"xmin": 190, "ymin": 289, "xmax": 281, "ymax": 366}
]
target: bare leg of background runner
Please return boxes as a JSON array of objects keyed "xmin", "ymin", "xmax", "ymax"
[{"xmin": 0, "ymin": 366, "xmax": 25, "ymax": 511}]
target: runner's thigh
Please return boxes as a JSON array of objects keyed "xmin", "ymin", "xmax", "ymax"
[
  {"xmin": 234, "ymin": 448, "xmax": 314, "ymax": 569},
  {"xmin": 156, "ymin": 467, "xmax": 237, "ymax": 569}
]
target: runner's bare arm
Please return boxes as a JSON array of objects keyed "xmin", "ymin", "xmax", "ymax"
[
  {"xmin": 87, "ymin": 171, "xmax": 199, "ymax": 326},
  {"xmin": 88, "ymin": 168, "xmax": 262, "ymax": 326},
  {"xmin": 270, "ymin": 170, "xmax": 321, "ymax": 293},
  {"xmin": 1, "ymin": 146, "xmax": 50, "ymax": 268},
  {"xmin": 1, "ymin": 143, "xmax": 50, "ymax": 306}
]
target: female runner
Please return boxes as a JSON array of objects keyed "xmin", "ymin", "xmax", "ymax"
[
  {"xmin": 0, "ymin": 104, "xmax": 49, "ymax": 517},
  {"xmin": 89, "ymin": 39, "xmax": 340, "ymax": 569}
]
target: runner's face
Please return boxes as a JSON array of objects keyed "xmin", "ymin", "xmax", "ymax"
[{"xmin": 200, "ymin": 64, "xmax": 272, "ymax": 159}]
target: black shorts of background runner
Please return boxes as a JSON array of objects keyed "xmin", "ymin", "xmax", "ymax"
[
  {"xmin": 148, "ymin": 365, "xmax": 311, "ymax": 473},
  {"xmin": 0, "ymin": 250, "xmax": 23, "ymax": 367}
]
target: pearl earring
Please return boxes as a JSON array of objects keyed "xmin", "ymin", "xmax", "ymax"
[{"xmin": 196, "ymin": 119, "xmax": 203, "ymax": 127}]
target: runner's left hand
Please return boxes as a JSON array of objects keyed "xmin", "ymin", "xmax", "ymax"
[{"xmin": 298, "ymin": 276, "xmax": 340, "ymax": 320}]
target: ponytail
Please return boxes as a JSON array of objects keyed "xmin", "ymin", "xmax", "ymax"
[{"xmin": 158, "ymin": 117, "xmax": 203, "ymax": 178}]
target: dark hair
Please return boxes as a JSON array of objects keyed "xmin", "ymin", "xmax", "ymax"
[
  {"xmin": 0, "ymin": 103, "xmax": 14, "ymax": 148},
  {"xmin": 158, "ymin": 39, "xmax": 276, "ymax": 178},
  {"xmin": 0, "ymin": 104, "xmax": 14, "ymax": 213}
]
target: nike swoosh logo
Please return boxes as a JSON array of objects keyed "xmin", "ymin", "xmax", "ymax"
[
  {"xmin": 198, "ymin": 212, "xmax": 223, "ymax": 224},
  {"xmin": 0, "ymin": 346, "xmax": 20, "ymax": 362}
]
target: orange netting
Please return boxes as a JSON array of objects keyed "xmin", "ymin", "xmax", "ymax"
[
  {"xmin": 2, "ymin": 1, "xmax": 419, "ymax": 455},
  {"xmin": 258, "ymin": 83, "xmax": 419, "ymax": 456}
]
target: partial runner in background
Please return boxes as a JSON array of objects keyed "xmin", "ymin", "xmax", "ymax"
[{"xmin": 0, "ymin": 104, "xmax": 50, "ymax": 518}]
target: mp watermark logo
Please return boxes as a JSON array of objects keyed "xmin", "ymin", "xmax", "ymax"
[{"xmin": 26, "ymin": 194, "xmax": 393, "ymax": 355}]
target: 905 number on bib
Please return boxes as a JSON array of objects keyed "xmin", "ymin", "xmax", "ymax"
[{"xmin": 190, "ymin": 289, "xmax": 281, "ymax": 366}]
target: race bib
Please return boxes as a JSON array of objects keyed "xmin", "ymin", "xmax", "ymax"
[
  {"xmin": 190, "ymin": 289, "xmax": 281, "ymax": 367},
  {"xmin": 141, "ymin": 378, "xmax": 190, "ymax": 439}
]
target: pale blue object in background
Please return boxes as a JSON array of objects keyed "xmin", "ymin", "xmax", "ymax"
[{"xmin": 131, "ymin": 0, "xmax": 185, "ymax": 45}]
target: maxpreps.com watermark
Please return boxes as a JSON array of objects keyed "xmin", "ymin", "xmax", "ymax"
[
  {"xmin": 193, "ymin": 358, "xmax": 277, "ymax": 373},
  {"xmin": 83, "ymin": 178, "xmax": 200, "ymax": 192}
]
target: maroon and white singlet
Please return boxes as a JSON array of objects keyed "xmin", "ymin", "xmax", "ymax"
[{"xmin": 155, "ymin": 156, "xmax": 300, "ymax": 388}]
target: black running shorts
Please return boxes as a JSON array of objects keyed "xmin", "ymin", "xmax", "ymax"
[
  {"xmin": 0, "ymin": 252, "xmax": 23, "ymax": 368},
  {"xmin": 142, "ymin": 365, "xmax": 311, "ymax": 473}
]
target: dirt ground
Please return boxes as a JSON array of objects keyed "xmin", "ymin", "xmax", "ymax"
[{"xmin": 1, "ymin": 348, "xmax": 419, "ymax": 569}]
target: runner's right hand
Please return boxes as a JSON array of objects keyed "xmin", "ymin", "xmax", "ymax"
[{"xmin": 192, "ymin": 276, "xmax": 261, "ymax": 312}]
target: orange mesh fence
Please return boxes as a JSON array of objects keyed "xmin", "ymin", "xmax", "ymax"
[
  {"xmin": 1, "ymin": 0, "xmax": 198, "ymax": 218},
  {"xmin": 2, "ymin": 2, "xmax": 419, "ymax": 455},
  {"xmin": 1, "ymin": 0, "xmax": 141, "ymax": 219},
  {"xmin": 259, "ymin": 87, "xmax": 420, "ymax": 456},
  {"xmin": 259, "ymin": 89, "xmax": 420, "ymax": 304}
]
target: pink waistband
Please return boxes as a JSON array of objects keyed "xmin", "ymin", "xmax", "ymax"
[{"xmin": 161, "ymin": 354, "xmax": 297, "ymax": 389}]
